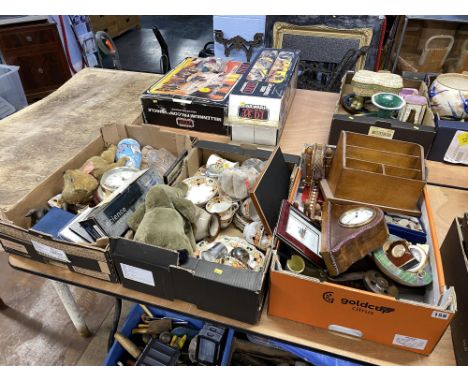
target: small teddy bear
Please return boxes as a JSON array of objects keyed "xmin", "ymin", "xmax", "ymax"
[
  {"xmin": 127, "ymin": 183, "xmax": 220, "ymax": 256},
  {"xmin": 62, "ymin": 145, "xmax": 127, "ymax": 205},
  {"xmin": 128, "ymin": 183, "xmax": 198, "ymax": 256}
]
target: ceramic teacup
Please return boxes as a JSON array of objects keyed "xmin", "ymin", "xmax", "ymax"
[
  {"xmin": 243, "ymin": 221, "xmax": 271, "ymax": 251},
  {"xmin": 206, "ymin": 195, "xmax": 239, "ymax": 228},
  {"xmin": 205, "ymin": 154, "xmax": 238, "ymax": 178},
  {"xmin": 239, "ymin": 198, "xmax": 260, "ymax": 222}
]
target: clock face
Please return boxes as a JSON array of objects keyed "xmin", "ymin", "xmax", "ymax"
[
  {"xmin": 101, "ymin": 167, "xmax": 139, "ymax": 192},
  {"xmin": 339, "ymin": 207, "xmax": 376, "ymax": 228}
]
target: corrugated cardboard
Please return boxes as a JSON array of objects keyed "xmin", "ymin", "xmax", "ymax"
[
  {"xmin": 268, "ymin": 183, "xmax": 456, "ymax": 355},
  {"xmin": 0, "ymin": 123, "xmax": 192, "ymax": 282},
  {"xmin": 441, "ymin": 216, "xmax": 467, "ymax": 365},
  {"xmin": 111, "ymin": 140, "xmax": 300, "ymax": 324},
  {"xmin": 332, "ymin": 72, "xmax": 436, "ymax": 158}
]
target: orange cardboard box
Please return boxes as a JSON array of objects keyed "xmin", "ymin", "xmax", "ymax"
[{"xmin": 268, "ymin": 187, "xmax": 456, "ymax": 355}]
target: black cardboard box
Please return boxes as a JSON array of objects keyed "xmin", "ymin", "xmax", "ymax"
[
  {"xmin": 141, "ymin": 57, "xmax": 247, "ymax": 136},
  {"xmin": 427, "ymin": 117, "xmax": 468, "ymax": 164},
  {"xmin": 329, "ymin": 114, "xmax": 436, "ymax": 157},
  {"xmin": 111, "ymin": 141, "xmax": 300, "ymax": 324},
  {"xmin": 441, "ymin": 216, "xmax": 468, "ymax": 365},
  {"xmin": 332, "ymin": 71, "xmax": 436, "ymax": 157}
]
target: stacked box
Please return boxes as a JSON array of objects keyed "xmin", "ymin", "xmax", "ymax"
[{"xmin": 228, "ymin": 48, "xmax": 299, "ymax": 146}]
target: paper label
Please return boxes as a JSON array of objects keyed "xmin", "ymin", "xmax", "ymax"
[
  {"xmin": 392, "ymin": 334, "xmax": 428, "ymax": 350},
  {"xmin": 0, "ymin": 239, "xmax": 28, "ymax": 255},
  {"xmin": 431, "ymin": 311, "xmax": 449, "ymax": 320},
  {"xmin": 444, "ymin": 130, "xmax": 468, "ymax": 164},
  {"xmin": 31, "ymin": 240, "xmax": 70, "ymax": 263},
  {"xmin": 458, "ymin": 132, "xmax": 468, "ymax": 146},
  {"xmin": 368, "ymin": 126, "xmax": 395, "ymax": 139},
  {"xmin": 120, "ymin": 263, "xmax": 155, "ymax": 286}
]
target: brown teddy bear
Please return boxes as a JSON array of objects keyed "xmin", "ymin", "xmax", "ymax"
[{"xmin": 62, "ymin": 145, "xmax": 127, "ymax": 205}]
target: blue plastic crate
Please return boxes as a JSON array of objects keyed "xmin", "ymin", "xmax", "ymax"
[
  {"xmin": 221, "ymin": 331, "xmax": 363, "ymax": 366},
  {"xmin": 104, "ymin": 304, "xmax": 231, "ymax": 366}
]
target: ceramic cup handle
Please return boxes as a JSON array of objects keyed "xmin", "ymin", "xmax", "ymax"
[{"xmin": 231, "ymin": 201, "xmax": 241, "ymax": 213}]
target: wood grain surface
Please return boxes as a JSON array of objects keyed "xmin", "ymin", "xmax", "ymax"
[
  {"xmin": 7, "ymin": 254, "xmax": 456, "ymax": 365},
  {"xmin": 142, "ymin": 89, "xmax": 468, "ymax": 192},
  {"xmin": 3, "ymin": 71, "xmax": 464, "ymax": 365},
  {"xmin": 0, "ymin": 68, "xmax": 158, "ymax": 210}
]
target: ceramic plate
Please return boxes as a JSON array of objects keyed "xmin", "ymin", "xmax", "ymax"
[
  {"xmin": 196, "ymin": 235, "xmax": 265, "ymax": 272},
  {"xmin": 206, "ymin": 195, "xmax": 235, "ymax": 215},
  {"xmin": 183, "ymin": 176, "xmax": 218, "ymax": 206}
]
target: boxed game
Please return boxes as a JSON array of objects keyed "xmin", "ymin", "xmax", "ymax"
[
  {"xmin": 141, "ymin": 57, "xmax": 246, "ymax": 135},
  {"xmin": 228, "ymin": 49, "xmax": 299, "ymax": 146}
]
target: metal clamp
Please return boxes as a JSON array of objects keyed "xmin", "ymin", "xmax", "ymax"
[{"xmin": 214, "ymin": 30, "xmax": 263, "ymax": 62}]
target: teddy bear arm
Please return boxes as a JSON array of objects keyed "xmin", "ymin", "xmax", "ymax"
[
  {"xmin": 100, "ymin": 145, "xmax": 117, "ymax": 163},
  {"xmin": 172, "ymin": 198, "xmax": 198, "ymax": 223},
  {"xmin": 127, "ymin": 203, "xmax": 146, "ymax": 231}
]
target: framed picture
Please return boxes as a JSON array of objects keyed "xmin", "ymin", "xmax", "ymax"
[{"xmin": 276, "ymin": 200, "xmax": 323, "ymax": 267}]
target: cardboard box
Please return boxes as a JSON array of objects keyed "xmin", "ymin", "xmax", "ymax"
[
  {"xmin": 268, "ymin": 184, "xmax": 456, "ymax": 355},
  {"xmin": 427, "ymin": 117, "xmax": 468, "ymax": 164},
  {"xmin": 0, "ymin": 123, "xmax": 192, "ymax": 282},
  {"xmin": 111, "ymin": 140, "xmax": 301, "ymax": 324},
  {"xmin": 141, "ymin": 57, "xmax": 247, "ymax": 136},
  {"xmin": 333, "ymin": 72, "xmax": 436, "ymax": 157},
  {"xmin": 329, "ymin": 114, "xmax": 436, "ymax": 158},
  {"xmin": 441, "ymin": 216, "xmax": 468, "ymax": 365},
  {"xmin": 228, "ymin": 49, "xmax": 299, "ymax": 146}
]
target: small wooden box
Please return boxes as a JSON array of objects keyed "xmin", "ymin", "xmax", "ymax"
[{"xmin": 320, "ymin": 131, "xmax": 426, "ymax": 216}]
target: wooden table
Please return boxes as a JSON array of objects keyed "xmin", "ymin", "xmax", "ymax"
[
  {"xmin": 3, "ymin": 70, "xmax": 466, "ymax": 365},
  {"xmin": 0, "ymin": 68, "xmax": 158, "ymax": 210},
  {"xmin": 149, "ymin": 89, "xmax": 468, "ymax": 190}
]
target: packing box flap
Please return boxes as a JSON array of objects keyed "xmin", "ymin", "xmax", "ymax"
[
  {"xmin": 110, "ymin": 237, "xmax": 180, "ymax": 268},
  {"xmin": 250, "ymin": 147, "xmax": 292, "ymax": 235}
]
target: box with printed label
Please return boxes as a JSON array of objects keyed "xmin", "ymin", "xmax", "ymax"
[
  {"xmin": 333, "ymin": 71, "xmax": 436, "ymax": 157},
  {"xmin": 227, "ymin": 48, "xmax": 299, "ymax": 146},
  {"xmin": 141, "ymin": 57, "xmax": 247, "ymax": 135},
  {"xmin": 440, "ymin": 216, "xmax": 468, "ymax": 365},
  {"xmin": 427, "ymin": 117, "xmax": 468, "ymax": 164},
  {"xmin": 329, "ymin": 114, "xmax": 436, "ymax": 158},
  {"xmin": 0, "ymin": 123, "xmax": 192, "ymax": 282},
  {"xmin": 110, "ymin": 140, "xmax": 301, "ymax": 324},
  {"xmin": 268, "ymin": 158, "xmax": 456, "ymax": 354}
]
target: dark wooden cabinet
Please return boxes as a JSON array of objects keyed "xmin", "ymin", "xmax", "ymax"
[{"xmin": 0, "ymin": 21, "xmax": 71, "ymax": 103}]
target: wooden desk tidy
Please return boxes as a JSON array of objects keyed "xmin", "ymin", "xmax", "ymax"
[{"xmin": 320, "ymin": 131, "xmax": 426, "ymax": 216}]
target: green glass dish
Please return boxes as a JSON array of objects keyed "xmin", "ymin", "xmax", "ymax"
[{"xmin": 371, "ymin": 92, "xmax": 406, "ymax": 118}]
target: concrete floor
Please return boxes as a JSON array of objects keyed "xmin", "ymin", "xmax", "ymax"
[
  {"xmin": 104, "ymin": 15, "xmax": 213, "ymax": 73},
  {"xmin": 0, "ymin": 15, "xmax": 213, "ymax": 366},
  {"xmin": 0, "ymin": 254, "xmax": 113, "ymax": 365}
]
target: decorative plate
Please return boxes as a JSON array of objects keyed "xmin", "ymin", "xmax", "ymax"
[
  {"xmin": 195, "ymin": 235, "xmax": 265, "ymax": 272},
  {"xmin": 373, "ymin": 234, "xmax": 432, "ymax": 287},
  {"xmin": 183, "ymin": 176, "xmax": 218, "ymax": 206}
]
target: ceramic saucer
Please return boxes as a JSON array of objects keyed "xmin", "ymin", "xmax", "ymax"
[
  {"xmin": 183, "ymin": 176, "xmax": 218, "ymax": 206},
  {"xmin": 196, "ymin": 235, "xmax": 265, "ymax": 272}
]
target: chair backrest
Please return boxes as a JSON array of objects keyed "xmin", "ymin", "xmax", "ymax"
[
  {"xmin": 418, "ymin": 35, "xmax": 455, "ymax": 72},
  {"xmin": 456, "ymin": 39, "xmax": 468, "ymax": 72}
]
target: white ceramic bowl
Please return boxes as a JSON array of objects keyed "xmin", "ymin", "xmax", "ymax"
[{"xmin": 429, "ymin": 73, "xmax": 468, "ymax": 119}]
